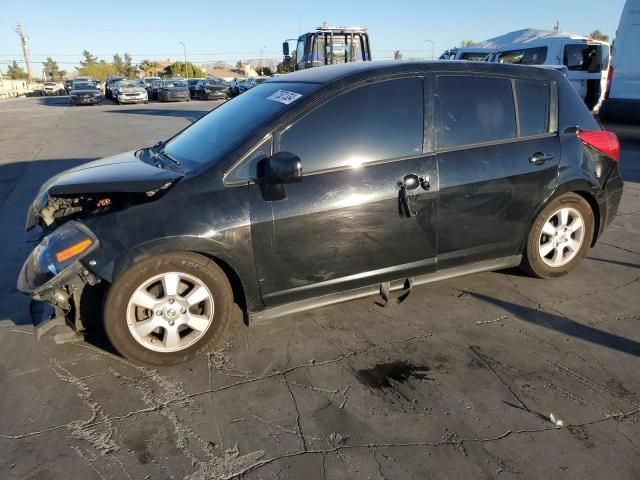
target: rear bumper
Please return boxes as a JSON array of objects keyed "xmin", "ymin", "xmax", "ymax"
[
  {"xmin": 599, "ymin": 99, "xmax": 640, "ymax": 125},
  {"xmin": 596, "ymin": 170, "xmax": 624, "ymax": 240}
]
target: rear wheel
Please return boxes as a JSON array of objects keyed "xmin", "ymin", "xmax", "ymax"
[
  {"xmin": 522, "ymin": 193, "xmax": 594, "ymax": 278},
  {"xmin": 103, "ymin": 252, "xmax": 233, "ymax": 366}
]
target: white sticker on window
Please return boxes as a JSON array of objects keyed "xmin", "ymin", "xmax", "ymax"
[{"xmin": 267, "ymin": 90, "xmax": 303, "ymax": 105}]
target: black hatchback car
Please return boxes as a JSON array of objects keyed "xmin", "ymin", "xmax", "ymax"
[{"xmin": 18, "ymin": 61, "xmax": 623, "ymax": 366}]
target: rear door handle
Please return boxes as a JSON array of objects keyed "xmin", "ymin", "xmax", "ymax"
[{"xmin": 529, "ymin": 152, "xmax": 554, "ymax": 166}]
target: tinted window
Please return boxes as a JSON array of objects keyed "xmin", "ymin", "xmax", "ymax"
[
  {"xmin": 164, "ymin": 82, "xmax": 317, "ymax": 167},
  {"xmin": 564, "ymin": 44, "xmax": 605, "ymax": 72},
  {"xmin": 437, "ymin": 76, "xmax": 516, "ymax": 148},
  {"xmin": 278, "ymin": 78, "xmax": 423, "ymax": 173},
  {"xmin": 497, "ymin": 47, "xmax": 548, "ymax": 65},
  {"xmin": 516, "ymin": 80, "xmax": 549, "ymax": 136}
]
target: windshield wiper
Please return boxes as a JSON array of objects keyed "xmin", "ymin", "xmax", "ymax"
[{"xmin": 159, "ymin": 147, "xmax": 181, "ymax": 166}]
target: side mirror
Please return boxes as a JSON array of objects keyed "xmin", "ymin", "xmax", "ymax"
[
  {"xmin": 283, "ymin": 41, "xmax": 290, "ymax": 57},
  {"xmin": 264, "ymin": 152, "xmax": 302, "ymax": 184}
]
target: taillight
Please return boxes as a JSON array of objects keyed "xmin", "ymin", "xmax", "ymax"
[
  {"xmin": 604, "ymin": 65, "xmax": 613, "ymax": 100},
  {"xmin": 577, "ymin": 130, "xmax": 620, "ymax": 161}
]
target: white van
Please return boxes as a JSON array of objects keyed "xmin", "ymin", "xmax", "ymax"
[
  {"xmin": 600, "ymin": 0, "xmax": 640, "ymax": 124},
  {"xmin": 475, "ymin": 29, "xmax": 610, "ymax": 111}
]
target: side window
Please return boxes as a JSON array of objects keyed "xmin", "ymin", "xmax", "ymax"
[
  {"xmin": 225, "ymin": 137, "xmax": 272, "ymax": 184},
  {"xmin": 437, "ymin": 76, "xmax": 516, "ymax": 149},
  {"xmin": 564, "ymin": 44, "xmax": 604, "ymax": 72},
  {"xmin": 516, "ymin": 80, "xmax": 549, "ymax": 136},
  {"xmin": 497, "ymin": 47, "xmax": 548, "ymax": 65},
  {"xmin": 278, "ymin": 78, "xmax": 424, "ymax": 173}
]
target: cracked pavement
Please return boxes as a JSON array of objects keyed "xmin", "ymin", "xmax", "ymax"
[{"xmin": 1, "ymin": 96, "xmax": 639, "ymax": 479}]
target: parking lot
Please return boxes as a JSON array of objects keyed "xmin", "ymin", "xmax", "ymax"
[{"xmin": 0, "ymin": 95, "xmax": 639, "ymax": 479}]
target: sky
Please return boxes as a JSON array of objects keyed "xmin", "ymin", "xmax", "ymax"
[{"xmin": 0, "ymin": 0, "xmax": 628, "ymax": 74}]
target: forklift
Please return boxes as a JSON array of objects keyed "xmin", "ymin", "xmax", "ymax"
[{"xmin": 283, "ymin": 25, "xmax": 372, "ymax": 71}]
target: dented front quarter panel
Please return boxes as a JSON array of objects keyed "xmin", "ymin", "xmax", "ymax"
[{"xmin": 80, "ymin": 172, "xmax": 264, "ymax": 312}]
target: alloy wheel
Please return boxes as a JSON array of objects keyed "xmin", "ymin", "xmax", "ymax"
[
  {"xmin": 126, "ymin": 272, "xmax": 214, "ymax": 353},
  {"xmin": 538, "ymin": 207, "xmax": 585, "ymax": 268}
]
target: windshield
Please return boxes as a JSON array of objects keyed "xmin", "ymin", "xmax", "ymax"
[
  {"xmin": 120, "ymin": 81, "xmax": 141, "ymax": 89},
  {"xmin": 164, "ymin": 82, "xmax": 318, "ymax": 167},
  {"xmin": 72, "ymin": 82, "xmax": 94, "ymax": 89},
  {"xmin": 163, "ymin": 80, "xmax": 187, "ymax": 88},
  {"xmin": 204, "ymin": 79, "xmax": 224, "ymax": 86},
  {"xmin": 144, "ymin": 78, "xmax": 160, "ymax": 86},
  {"xmin": 564, "ymin": 44, "xmax": 606, "ymax": 72}
]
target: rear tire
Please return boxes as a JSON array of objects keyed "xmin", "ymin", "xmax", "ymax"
[
  {"xmin": 521, "ymin": 193, "xmax": 594, "ymax": 279},
  {"xmin": 103, "ymin": 251, "xmax": 233, "ymax": 366}
]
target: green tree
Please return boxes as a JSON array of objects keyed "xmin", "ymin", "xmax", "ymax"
[
  {"xmin": 79, "ymin": 50, "xmax": 98, "ymax": 68},
  {"xmin": 164, "ymin": 61, "xmax": 205, "ymax": 78},
  {"xmin": 393, "ymin": 50, "xmax": 403, "ymax": 60},
  {"xmin": 259, "ymin": 66, "xmax": 273, "ymax": 76},
  {"xmin": 113, "ymin": 54, "xmax": 125, "ymax": 75},
  {"xmin": 43, "ymin": 57, "xmax": 65, "ymax": 81},
  {"xmin": 235, "ymin": 61, "xmax": 245, "ymax": 69},
  {"xmin": 276, "ymin": 52, "xmax": 296, "ymax": 73},
  {"xmin": 77, "ymin": 60, "xmax": 116, "ymax": 81},
  {"xmin": 589, "ymin": 29, "xmax": 609, "ymax": 42},
  {"xmin": 7, "ymin": 60, "xmax": 27, "ymax": 79},
  {"xmin": 123, "ymin": 53, "xmax": 137, "ymax": 77},
  {"xmin": 460, "ymin": 40, "xmax": 475, "ymax": 47}
]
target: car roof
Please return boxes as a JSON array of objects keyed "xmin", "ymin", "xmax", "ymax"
[{"xmin": 266, "ymin": 60, "xmax": 561, "ymax": 85}]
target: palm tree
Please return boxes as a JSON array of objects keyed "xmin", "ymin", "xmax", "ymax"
[{"xmin": 139, "ymin": 59, "xmax": 161, "ymax": 76}]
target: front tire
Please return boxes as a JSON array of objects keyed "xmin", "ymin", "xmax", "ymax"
[
  {"xmin": 103, "ymin": 252, "xmax": 233, "ymax": 366},
  {"xmin": 522, "ymin": 193, "xmax": 594, "ymax": 279}
]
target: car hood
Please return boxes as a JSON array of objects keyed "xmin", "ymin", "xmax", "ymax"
[{"xmin": 26, "ymin": 151, "xmax": 183, "ymax": 229}]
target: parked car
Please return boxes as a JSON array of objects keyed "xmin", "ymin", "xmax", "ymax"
[
  {"xmin": 239, "ymin": 77, "xmax": 267, "ymax": 93},
  {"xmin": 68, "ymin": 80, "xmax": 102, "ymax": 105},
  {"xmin": 146, "ymin": 79, "xmax": 163, "ymax": 100},
  {"xmin": 112, "ymin": 80, "xmax": 148, "ymax": 104},
  {"xmin": 600, "ymin": 0, "xmax": 640, "ymax": 124},
  {"xmin": 105, "ymin": 76, "xmax": 126, "ymax": 99},
  {"xmin": 228, "ymin": 77, "xmax": 245, "ymax": 97},
  {"xmin": 478, "ymin": 29, "xmax": 611, "ymax": 112},
  {"xmin": 143, "ymin": 76, "xmax": 162, "ymax": 89},
  {"xmin": 187, "ymin": 78, "xmax": 205, "ymax": 98},
  {"xmin": 42, "ymin": 82, "xmax": 63, "ymax": 96},
  {"xmin": 157, "ymin": 79, "xmax": 190, "ymax": 102},
  {"xmin": 18, "ymin": 61, "xmax": 623, "ymax": 366},
  {"xmin": 193, "ymin": 78, "xmax": 229, "ymax": 100}
]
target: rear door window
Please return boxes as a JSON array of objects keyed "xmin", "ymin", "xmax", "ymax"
[
  {"xmin": 516, "ymin": 80, "xmax": 549, "ymax": 136},
  {"xmin": 278, "ymin": 77, "xmax": 424, "ymax": 173},
  {"xmin": 437, "ymin": 76, "xmax": 517, "ymax": 149},
  {"xmin": 564, "ymin": 44, "xmax": 606, "ymax": 72}
]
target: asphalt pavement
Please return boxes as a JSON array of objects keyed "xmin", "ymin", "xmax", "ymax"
[{"xmin": 0, "ymin": 96, "xmax": 639, "ymax": 479}]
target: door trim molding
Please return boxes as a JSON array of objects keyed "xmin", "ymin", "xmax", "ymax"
[{"xmin": 250, "ymin": 255, "xmax": 522, "ymax": 323}]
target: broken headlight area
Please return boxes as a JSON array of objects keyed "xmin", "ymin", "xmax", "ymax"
[
  {"xmin": 18, "ymin": 221, "xmax": 102, "ymax": 338},
  {"xmin": 26, "ymin": 188, "xmax": 172, "ymax": 231}
]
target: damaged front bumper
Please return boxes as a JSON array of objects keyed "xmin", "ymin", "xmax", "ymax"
[{"xmin": 17, "ymin": 221, "xmax": 101, "ymax": 341}]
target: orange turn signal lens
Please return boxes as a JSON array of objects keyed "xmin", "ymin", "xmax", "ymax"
[{"xmin": 55, "ymin": 238, "xmax": 93, "ymax": 262}]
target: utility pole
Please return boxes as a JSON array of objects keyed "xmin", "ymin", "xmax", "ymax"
[
  {"xmin": 15, "ymin": 22, "xmax": 33, "ymax": 82},
  {"xmin": 424, "ymin": 39, "xmax": 435, "ymax": 60},
  {"xmin": 554, "ymin": 21, "xmax": 560, "ymax": 32},
  {"xmin": 259, "ymin": 46, "xmax": 266, "ymax": 75},
  {"xmin": 179, "ymin": 42, "xmax": 187, "ymax": 77}
]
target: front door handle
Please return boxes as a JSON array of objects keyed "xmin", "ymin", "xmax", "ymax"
[{"xmin": 529, "ymin": 152, "xmax": 554, "ymax": 166}]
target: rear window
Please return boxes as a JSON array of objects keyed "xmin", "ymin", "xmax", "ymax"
[
  {"xmin": 437, "ymin": 76, "xmax": 517, "ymax": 149},
  {"xmin": 516, "ymin": 80, "xmax": 549, "ymax": 136},
  {"xmin": 497, "ymin": 47, "xmax": 548, "ymax": 65},
  {"xmin": 564, "ymin": 44, "xmax": 607, "ymax": 72}
]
